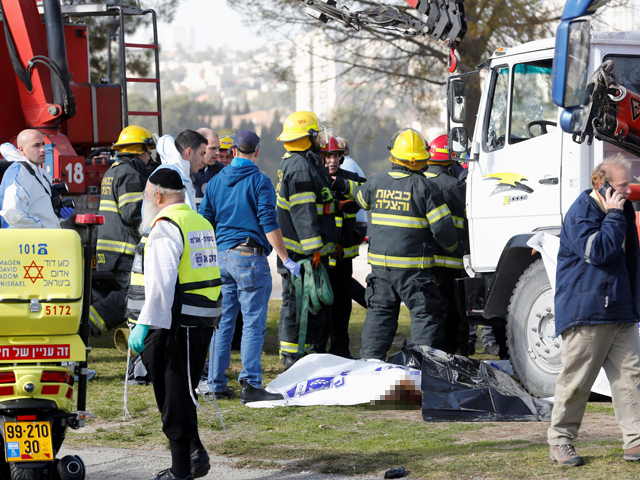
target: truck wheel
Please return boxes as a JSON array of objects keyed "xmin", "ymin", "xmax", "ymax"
[
  {"xmin": 9, "ymin": 464, "xmax": 46, "ymax": 480},
  {"xmin": 506, "ymin": 258, "xmax": 562, "ymax": 398}
]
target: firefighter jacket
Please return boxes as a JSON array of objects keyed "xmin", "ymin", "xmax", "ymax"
[
  {"xmin": 425, "ymin": 163, "xmax": 468, "ymax": 269},
  {"xmin": 353, "ymin": 164, "xmax": 458, "ymax": 269},
  {"xmin": 96, "ymin": 156, "xmax": 148, "ymax": 272},
  {"xmin": 333, "ymin": 168, "xmax": 366, "ymax": 263},
  {"xmin": 276, "ymin": 149, "xmax": 337, "ymax": 261},
  {"xmin": 126, "ymin": 203, "xmax": 222, "ymax": 328}
]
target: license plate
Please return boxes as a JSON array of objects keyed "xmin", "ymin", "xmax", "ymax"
[{"xmin": 4, "ymin": 421, "xmax": 53, "ymax": 462}]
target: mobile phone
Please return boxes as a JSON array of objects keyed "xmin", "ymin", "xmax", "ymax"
[{"xmin": 598, "ymin": 182, "xmax": 615, "ymax": 198}]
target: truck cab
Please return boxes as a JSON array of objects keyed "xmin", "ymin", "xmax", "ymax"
[{"xmin": 455, "ymin": 31, "xmax": 640, "ymax": 397}]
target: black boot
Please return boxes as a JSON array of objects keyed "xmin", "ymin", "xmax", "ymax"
[
  {"xmin": 150, "ymin": 469, "xmax": 194, "ymax": 480},
  {"xmin": 189, "ymin": 449, "xmax": 210, "ymax": 479},
  {"xmin": 240, "ymin": 380, "xmax": 284, "ymax": 404}
]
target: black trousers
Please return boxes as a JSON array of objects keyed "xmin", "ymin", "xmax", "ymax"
[
  {"xmin": 360, "ymin": 267, "xmax": 444, "ymax": 360},
  {"xmin": 318, "ymin": 258, "xmax": 353, "ymax": 357},
  {"xmin": 141, "ymin": 323, "xmax": 213, "ymax": 441},
  {"xmin": 92, "ymin": 255, "xmax": 133, "ymax": 333},
  {"xmin": 279, "ymin": 258, "xmax": 329, "ymax": 358},
  {"xmin": 434, "ymin": 267, "xmax": 469, "ymax": 356}
]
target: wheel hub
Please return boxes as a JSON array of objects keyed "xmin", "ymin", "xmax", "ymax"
[{"xmin": 526, "ymin": 288, "xmax": 563, "ymax": 375}]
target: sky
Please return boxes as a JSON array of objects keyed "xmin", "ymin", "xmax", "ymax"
[{"xmin": 155, "ymin": 0, "xmax": 266, "ymax": 52}]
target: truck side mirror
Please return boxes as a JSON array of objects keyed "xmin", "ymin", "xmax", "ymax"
[
  {"xmin": 448, "ymin": 79, "xmax": 467, "ymax": 124},
  {"xmin": 448, "ymin": 127, "xmax": 469, "ymax": 160},
  {"xmin": 552, "ymin": 20, "xmax": 590, "ymax": 109}
]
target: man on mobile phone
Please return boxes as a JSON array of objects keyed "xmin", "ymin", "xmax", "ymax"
[{"xmin": 548, "ymin": 153, "xmax": 640, "ymax": 466}]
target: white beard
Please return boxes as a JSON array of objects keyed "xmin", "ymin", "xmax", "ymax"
[{"xmin": 138, "ymin": 200, "xmax": 161, "ymax": 236}]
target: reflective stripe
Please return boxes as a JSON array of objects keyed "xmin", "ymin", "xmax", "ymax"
[
  {"xmin": 356, "ymin": 190, "xmax": 369, "ymax": 209},
  {"xmin": 442, "ymin": 241, "xmax": 459, "ymax": 253},
  {"xmin": 99, "ymin": 199, "xmax": 119, "ymax": 213},
  {"xmin": 127, "ymin": 298, "xmax": 145, "ymax": 310},
  {"xmin": 119, "ymin": 192, "xmax": 143, "ymax": 207},
  {"xmin": 426, "ymin": 204, "xmax": 451, "ymax": 224},
  {"xmin": 96, "ymin": 239, "xmax": 136, "ymax": 255},
  {"xmin": 276, "ymin": 196, "xmax": 290, "ymax": 210},
  {"xmin": 290, "ymin": 192, "xmax": 316, "ymax": 206},
  {"xmin": 424, "ymin": 172, "xmax": 437, "ymax": 178},
  {"xmin": 434, "ymin": 255, "xmax": 464, "ymax": 269},
  {"xmin": 283, "ymin": 237, "xmax": 305, "ymax": 254},
  {"xmin": 279, "ymin": 341, "xmax": 310, "ymax": 355},
  {"xmin": 343, "ymin": 213, "xmax": 357, "ymax": 219},
  {"xmin": 372, "ymin": 212, "xmax": 428, "ymax": 229},
  {"xmin": 335, "ymin": 217, "xmax": 343, "ymax": 228},
  {"xmin": 388, "ymin": 171, "xmax": 409, "ymax": 179},
  {"xmin": 89, "ymin": 306, "xmax": 107, "ymax": 334},
  {"xmin": 181, "ymin": 304, "xmax": 222, "ymax": 317},
  {"xmin": 368, "ymin": 252, "xmax": 434, "ymax": 268},
  {"xmin": 319, "ymin": 243, "xmax": 335, "ymax": 255},
  {"xmin": 316, "ymin": 203, "xmax": 335, "ymax": 215},
  {"xmin": 300, "ymin": 236, "xmax": 323, "ymax": 250},
  {"xmin": 585, "ymin": 232, "xmax": 598, "ymax": 263},
  {"xmin": 329, "ymin": 257, "xmax": 337, "ymax": 267},
  {"xmin": 452, "ymin": 216, "xmax": 465, "ymax": 228},
  {"xmin": 343, "ymin": 245, "xmax": 359, "ymax": 258}
]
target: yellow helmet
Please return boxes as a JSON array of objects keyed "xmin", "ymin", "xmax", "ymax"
[
  {"xmin": 388, "ymin": 129, "xmax": 430, "ymax": 169},
  {"xmin": 277, "ymin": 111, "xmax": 319, "ymax": 142},
  {"xmin": 112, "ymin": 125, "xmax": 155, "ymax": 155},
  {"xmin": 218, "ymin": 129, "xmax": 236, "ymax": 150}
]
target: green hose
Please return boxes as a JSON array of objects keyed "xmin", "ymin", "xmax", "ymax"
[{"xmin": 291, "ymin": 259, "xmax": 334, "ymax": 358}]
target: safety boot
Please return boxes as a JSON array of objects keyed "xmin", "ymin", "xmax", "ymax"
[
  {"xmin": 240, "ymin": 380, "xmax": 284, "ymax": 404},
  {"xmin": 190, "ymin": 449, "xmax": 210, "ymax": 478},
  {"xmin": 549, "ymin": 444, "xmax": 585, "ymax": 466}
]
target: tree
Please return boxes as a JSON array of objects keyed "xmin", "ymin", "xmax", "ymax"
[{"xmin": 226, "ymin": 0, "xmax": 624, "ymax": 135}]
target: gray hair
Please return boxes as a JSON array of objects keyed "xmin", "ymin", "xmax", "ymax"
[
  {"xmin": 591, "ymin": 153, "xmax": 632, "ymax": 188},
  {"xmin": 150, "ymin": 184, "xmax": 186, "ymax": 202}
]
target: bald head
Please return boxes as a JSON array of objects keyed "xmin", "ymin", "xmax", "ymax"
[
  {"xmin": 17, "ymin": 129, "xmax": 46, "ymax": 165},
  {"xmin": 197, "ymin": 128, "xmax": 221, "ymax": 166}
]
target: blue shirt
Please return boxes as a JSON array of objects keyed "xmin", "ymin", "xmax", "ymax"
[{"xmin": 198, "ymin": 160, "xmax": 280, "ymax": 253}]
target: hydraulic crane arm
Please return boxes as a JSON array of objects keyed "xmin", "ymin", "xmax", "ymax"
[{"xmin": 296, "ymin": 0, "xmax": 467, "ymax": 71}]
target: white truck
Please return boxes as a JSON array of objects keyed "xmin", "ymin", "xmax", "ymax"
[{"xmin": 448, "ymin": 29, "xmax": 640, "ymax": 397}]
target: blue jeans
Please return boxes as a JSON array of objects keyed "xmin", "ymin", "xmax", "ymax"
[{"xmin": 207, "ymin": 249, "xmax": 272, "ymax": 391}]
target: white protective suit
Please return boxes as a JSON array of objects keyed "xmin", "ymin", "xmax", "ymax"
[
  {"xmin": 155, "ymin": 135, "xmax": 197, "ymax": 210},
  {"xmin": 0, "ymin": 143, "xmax": 60, "ymax": 229}
]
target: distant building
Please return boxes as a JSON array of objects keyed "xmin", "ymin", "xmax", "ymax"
[
  {"xmin": 294, "ymin": 30, "xmax": 339, "ymax": 121},
  {"xmin": 169, "ymin": 23, "xmax": 194, "ymax": 51}
]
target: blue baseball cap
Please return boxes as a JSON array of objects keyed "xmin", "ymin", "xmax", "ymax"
[{"xmin": 233, "ymin": 130, "xmax": 260, "ymax": 154}]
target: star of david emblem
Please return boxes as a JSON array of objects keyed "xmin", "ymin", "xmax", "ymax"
[{"xmin": 23, "ymin": 261, "xmax": 44, "ymax": 284}]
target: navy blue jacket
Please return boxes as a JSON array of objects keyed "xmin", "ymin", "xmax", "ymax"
[
  {"xmin": 198, "ymin": 159, "xmax": 280, "ymax": 253},
  {"xmin": 554, "ymin": 189, "xmax": 640, "ymax": 336}
]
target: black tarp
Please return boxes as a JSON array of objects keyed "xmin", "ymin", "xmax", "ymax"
[{"xmin": 389, "ymin": 339, "xmax": 552, "ymax": 422}]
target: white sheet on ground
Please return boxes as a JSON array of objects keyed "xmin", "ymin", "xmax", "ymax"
[{"xmin": 246, "ymin": 354, "xmax": 420, "ymax": 408}]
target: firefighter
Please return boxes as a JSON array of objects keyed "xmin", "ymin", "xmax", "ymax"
[
  {"xmin": 275, "ymin": 111, "xmax": 339, "ymax": 369},
  {"xmin": 353, "ymin": 129, "xmax": 459, "ymax": 360},
  {"xmin": 424, "ymin": 134, "xmax": 470, "ymax": 355},
  {"xmin": 217, "ymin": 129, "xmax": 235, "ymax": 167},
  {"xmin": 90, "ymin": 125, "xmax": 155, "ymax": 337},
  {"xmin": 318, "ymin": 135, "xmax": 366, "ymax": 358}
]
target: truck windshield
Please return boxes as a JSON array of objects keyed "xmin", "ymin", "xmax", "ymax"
[
  {"xmin": 485, "ymin": 67, "xmax": 509, "ymax": 152},
  {"xmin": 602, "ymin": 55, "xmax": 640, "ymax": 95},
  {"xmin": 509, "ymin": 60, "xmax": 556, "ymax": 143}
]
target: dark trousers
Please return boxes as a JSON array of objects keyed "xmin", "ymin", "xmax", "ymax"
[
  {"xmin": 318, "ymin": 258, "xmax": 353, "ymax": 357},
  {"xmin": 279, "ymin": 260, "xmax": 329, "ymax": 358},
  {"xmin": 92, "ymin": 255, "xmax": 133, "ymax": 333},
  {"xmin": 360, "ymin": 267, "xmax": 444, "ymax": 360},
  {"xmin": 434, "ymin": 267, "xmax": 469, "ymax": 356},
  {"xmin": 141, "ymin": 324, "xmax": 213, "ymax": 441}
]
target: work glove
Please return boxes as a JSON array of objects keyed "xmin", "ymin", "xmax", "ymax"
[
  {"xmin": 338, "ymin": 200, "xmax": 360, "ymax": 213},
  {"xmin": 330, "ymin": 244, "xmax": 344, "ymax": 261},
  {"xmin": 309, "ymin": 251, "xmax": 321, "ymax": 269},
  {"xmin": 284, "ymin": 258, "xmax": 301, "ymax": 278},
  {"xmin": 60, "ymin": 205, "xmax": 75, "ymax": 220},
  {"xmin": 331, "ymin": 176, "xmax": 348, "ymax": 195},
  {"xmin": 128, "ymin": 324, "xmax": 150, "ymax": 355}
]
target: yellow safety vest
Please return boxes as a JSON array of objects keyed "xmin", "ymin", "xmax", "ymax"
[{"xmin": 126, "ymin": 203, "xmax": 222, "ymax": 327}]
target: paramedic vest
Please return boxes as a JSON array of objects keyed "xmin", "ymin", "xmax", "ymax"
[{"xmin": 126, "ymin": 203, "xmax": 222, "ymax": 327}]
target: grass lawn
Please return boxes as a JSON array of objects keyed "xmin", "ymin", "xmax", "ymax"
[{"xmin": 67, "ymin": 301, "xmax": 637, "ymax": 479}]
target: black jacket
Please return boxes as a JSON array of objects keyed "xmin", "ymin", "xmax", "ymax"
[
  {"xmin": 96, "ymin": 156, "xmax": 148, "ymax": 271},
  {"xmin": 354, "ymin": 164, "xmax": 458, "ymax": 269}
]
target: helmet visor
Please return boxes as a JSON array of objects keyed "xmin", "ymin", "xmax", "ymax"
[{"xmin": 317, "ymin": 126, "xmax": 332, "ymax": 148}]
